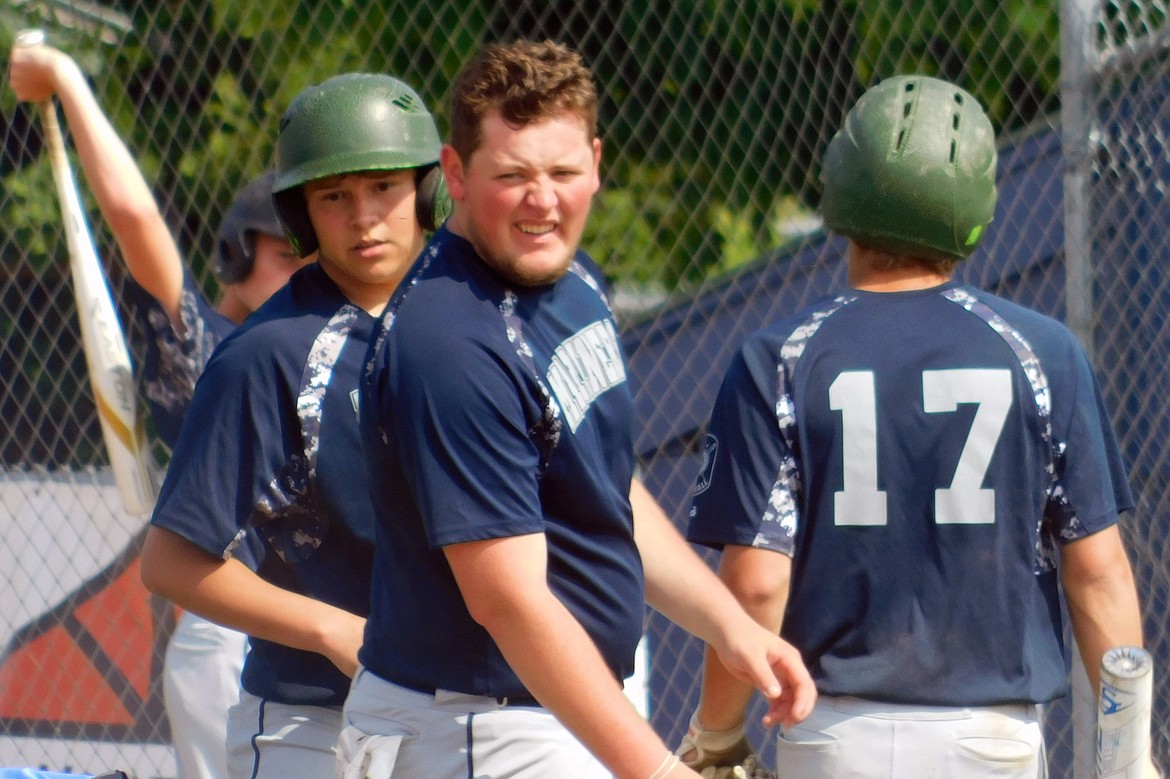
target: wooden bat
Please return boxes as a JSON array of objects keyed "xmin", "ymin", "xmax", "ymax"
[{"xmin": 16, "ymin": 28, "xmax": 158, "ymax": 516}]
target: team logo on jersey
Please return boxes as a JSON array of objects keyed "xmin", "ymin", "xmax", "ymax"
[
  {"xmin": 693, "ymin": 433, "xmax": 719, "ymax": 495},
  {"xmin": 546, "ymin": 319, "xmax": 626, "ymax": 433}
]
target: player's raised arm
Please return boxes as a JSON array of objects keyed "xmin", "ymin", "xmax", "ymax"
[{"xmin": 7, "ymin": 43, "xmax": 185, "ymax": 319}]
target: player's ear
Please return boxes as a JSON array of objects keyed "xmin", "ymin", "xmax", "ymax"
[
  {"xmin": 440, "ymin": 144, "xmax": 465, "ymax": 201},
  {"xmin": 589, "ymin": 137, "xmax": 602, "ymax": 195}
]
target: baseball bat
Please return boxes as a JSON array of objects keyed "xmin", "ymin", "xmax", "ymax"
[
  {"xmin": 16, "ymin": 29, "xmax": 158, "ymax": 516},
  {"xmin": 1097, "ymin": 645, "xmax": 1158, "ymax": 779}
]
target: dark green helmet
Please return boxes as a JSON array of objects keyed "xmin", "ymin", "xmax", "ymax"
[
  {"xmin": 273, "ymin": 72, "xmax": 448, "ymax": 257},
  {"xmin": 820, "ymin": 75, "xmax": 998, "ymax": 262}
]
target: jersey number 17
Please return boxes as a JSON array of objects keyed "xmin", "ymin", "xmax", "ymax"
[{"xmin": 829, "ymin": 367, "xmax": 1012, "ymax": 527}]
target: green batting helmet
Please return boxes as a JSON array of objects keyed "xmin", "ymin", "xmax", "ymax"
[
  {"xmin": 273, "ymin": 72, "xmax": 449, "ymax": 257},
  {"xmin": 820, "ymin": 75, "xmax": 998, "ymax": 262}
]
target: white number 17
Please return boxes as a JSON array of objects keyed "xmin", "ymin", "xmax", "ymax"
[{"xmin": 828, "ymin": 368, "xmax": 1012, "ymax": 526}]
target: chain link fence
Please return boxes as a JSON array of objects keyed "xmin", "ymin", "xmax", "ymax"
[{"xmin": 0, "ymin": 1, "xmax": 1166, "ymax": 776}]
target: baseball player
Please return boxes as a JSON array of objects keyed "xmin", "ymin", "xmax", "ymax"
[
  {"xmin": 7, "ymin": 44, "xmax": 309, "ymax": 779},
  {"xmin": 681, "ymin": 75, "xmax": 1145, "ymax": 778},
  {"xmin": 337, "ymin": 39, "xmax": 815, "ymax": 779},
  {"xmin": 139, "ymin": 71, "xmax": 447, "ymax": 779}
]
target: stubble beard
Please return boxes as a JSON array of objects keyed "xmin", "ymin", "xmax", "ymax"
[{"xmin": 470, "ymin": 236, "xmax": 577, "ymax": 288}]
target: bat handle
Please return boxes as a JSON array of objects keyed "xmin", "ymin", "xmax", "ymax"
[
  {"xmin": 37, "ymin": 97, "xmax": 66, "ymax": 154},
  {"xmin": 12, "ymin": 29, "xmax": 66, "ymax": 153}
]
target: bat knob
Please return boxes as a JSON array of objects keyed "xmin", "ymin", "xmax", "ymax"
[{"xmin": 15, "ymin": 29, "xmax": 46, "ymax": 48}]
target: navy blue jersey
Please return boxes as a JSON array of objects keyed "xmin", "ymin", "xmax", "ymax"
[
  {"xmin": 688, "ymin": 282, "xmax": 1134, "ymax": 706},
  {"xmin": 131, "ymin": 271, "xmax": 235, "ymax": 449},
  {"xmin": 359, "ymin": 228, "xmax": 644, "ymax": 699},
  {"xmin": 150, "ymin": 263, "xmax": 377, "ymax": 707}
]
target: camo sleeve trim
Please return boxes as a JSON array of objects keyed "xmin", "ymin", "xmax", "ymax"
[
  {"xmin": 942, "ymin": 287, "xmax": 1071, "ymax": 573},
  {"xmin": 253, "ymin": 304, "xmax": 361, "ymax": 564},
  {"xmin": 753, "ymin": 294, "xmax": 858, "ymax": 554}
]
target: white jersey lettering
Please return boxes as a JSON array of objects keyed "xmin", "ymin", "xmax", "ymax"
[{"xmin": 547, "ymin": 320, "xmax": 626, "ymax": 432}]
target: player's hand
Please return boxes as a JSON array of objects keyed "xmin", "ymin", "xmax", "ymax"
[
  {"xmin": 8, "ymin": 43, "xmax": 75, "ymax": 104},
  {"xmin": 710, "ymin": 623, "xmax": 815, "ymax": 729},
  {"xmin": 319, "ymin": 610, "xmax": 366, "ymax": 678}
]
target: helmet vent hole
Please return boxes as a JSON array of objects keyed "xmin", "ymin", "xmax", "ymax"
[
  {"xmin": 391, "ymin": 93, "xmax": 424, "ymax": 113},
  {"xmin": 949, "ymin": 139, "xmax": 958, "ymax": 163},
  {"xmin": 896, "ymin": 128, "xmax": 908, "ymax": 151},
  {"xmin": 953, "ymin": 113, "xmax": 961, "ymax": 130},
  {"xmin": 903, "ymin": 101, "xmax": 913, "ymax": 118}
]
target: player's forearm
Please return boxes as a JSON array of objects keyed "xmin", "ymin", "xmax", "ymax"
[
  {"xmin": 697, "ymin": 545, "xmax": 792, "ymax": 731},
  {"xmin": 491, "ymin": 593, "xmax": 691, "ymax": 779},
  {"xmin": 696, "ymin": 650, "xmax": 756, "ymax": 732},
  {"xmin": 634, "ymin": 493, "xmax": 814, "ymax": 726},
  {"xmin": 447, "ymin": 533, "xmax": 695, "ymax": 779},
  {"xmin": 1067, "ymin": 583, "xmax": 1142, "ymax": 695},
  {"xmin": 1061, "ymin": 525, "xmax": 1144, "ymax": 695},
  {"xmin": 632, "ymin": 484, "xmax": 755, "ymax": 648},
  {"xmin": 140, "ymin": 526, "xmax": 365, "ymax": 676}
]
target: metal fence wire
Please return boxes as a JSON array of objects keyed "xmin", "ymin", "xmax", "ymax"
[{"xmin": 1, "ymin": 1, "xmax": 1167, "ymax": 777}]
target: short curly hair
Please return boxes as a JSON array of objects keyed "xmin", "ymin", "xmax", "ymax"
[{"xmin": 449, "ymin": 39, "xmax": 598, "ymax": 162}]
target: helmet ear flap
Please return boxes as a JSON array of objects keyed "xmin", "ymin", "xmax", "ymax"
[
  {"xmin": 215, "ymin": 170, "xmax": 285, "ymax": 280},
  {"xmin": 273, "ymin": 189, "xmax": 317, "ymax": 258},
  {"xmin": 215, "ymin": 235, "xmax": 251, "ymax": 284},
  {"xmin": 415, "ymin": 164, "xmax": 451, "ymax": 232}
]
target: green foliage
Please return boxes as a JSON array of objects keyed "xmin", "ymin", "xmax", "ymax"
[
  {"xmin": 624, "ymin": 0, "xmax": 1061, "ymax": 289},
  {"xmin": 853, "ymin": 0, "xmax": 1060, "ymax": 130},
  {"xmin": 3, "ymin": 159, "xmax": 65, "ymax": 268},
  {"xmin": 3, "ymin": 0, "xmax": 1065, "ymax": 295},
  {"xmin": 585, "ymin": 164, "xmax": 818, "ymax": 289}
]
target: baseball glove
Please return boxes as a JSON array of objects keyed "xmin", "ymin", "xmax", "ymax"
[{"xmin": 675, "ymin": 712, "xmax": 775, "ymax": 779}]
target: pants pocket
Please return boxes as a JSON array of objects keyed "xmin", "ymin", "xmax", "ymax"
[
  {"xmin": 335, "ymin": 726, "xmax": 406, "ymax": 779},
  {"xmin": 774, "ymin": 725, "xmax": 838, "ymax": 778},
  {"xmin": 949, "ymin": 715, "xmax": 1043, "ymax": 778}
]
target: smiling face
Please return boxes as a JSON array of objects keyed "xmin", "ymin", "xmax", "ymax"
[
  {"xmin": 304, "ymin": 169, "xmax": 426, "ymax": 312},
  {"xmin": 442, "ymin": 110, "xmax": 601, "ymax": 287}
]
